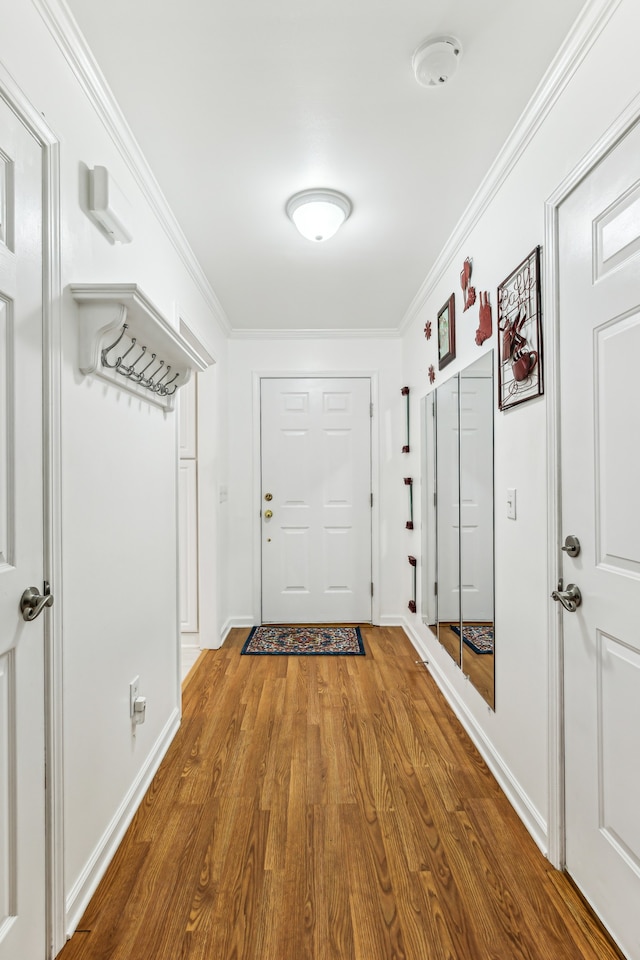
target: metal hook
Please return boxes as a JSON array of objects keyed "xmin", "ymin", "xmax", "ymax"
[
  {"xmin": 164, "ymin": 373, "xmax": 180, "ymax": 396},
  {"xmin": 153, "ymin": 365, "xmax": 172, "ymax": 393},
  {"xmin": 115, "ymin": 337, "xmax": 137, "ymax": 376},
  {"xmin": 145, "ymin": 359, "xmax": 164, "ymax": 387},
  {"xmin": 101, "ymin": 324, "xmax": 129, "ymax": 368},
  {"xmin": 131, "ymin": 352, "xmax": 156, "ymax": 384}
]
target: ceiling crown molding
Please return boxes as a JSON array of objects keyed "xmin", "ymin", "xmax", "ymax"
[
  {"xmin": 33, "ymin": 0, "xmax": 231, "ymax": 337},
  {"xmin": 399, "ymin": 0, "xmax": 623, "ymax": 334},
  {"xmin": 229, "ymin": 327, "xmax": 401, "ymax": 341}
]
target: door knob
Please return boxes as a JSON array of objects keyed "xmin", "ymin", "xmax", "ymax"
[
  {"xmin": 264, "ymin": 509, "xmax": 273, "ymax": 519},
  {"xmin": 20, "ymin": 583, "xmax": 54, "ymax": 622},
  {"xmin": 264, "ymin": 493, "xmax": 273, "ymax": 501},
  {"xmin": 551, "ymin": 579, "xmax": 582, "ymax": 613}
]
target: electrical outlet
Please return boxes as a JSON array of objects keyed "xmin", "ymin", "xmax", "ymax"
[{"xmin": 129, "ymin": 676, "xmax": 139, "ymax": 718}]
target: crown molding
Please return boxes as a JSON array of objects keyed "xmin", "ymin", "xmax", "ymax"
[
  {"xmin": 398, "ymin": 0, "xmax": 623, "ymax": 334},
  {"xmin": 33, "ymin": 0, "xmax": 232, "ymax": 337},
  {"xmin": 229, "ymin": 326, "xmax": 400, "ymax": 341}
]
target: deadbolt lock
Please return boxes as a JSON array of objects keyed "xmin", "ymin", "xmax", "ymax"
[
  {"xmin": 264, "ymin": 509, "xmax": 273, "ymax": 519},
  {"xmin": 264, "ymin": 493, "xmax": 273, "ymax": 501}
]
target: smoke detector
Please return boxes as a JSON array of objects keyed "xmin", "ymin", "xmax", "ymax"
[{"xmin": 412, "ymin": 35, "xmax": 463, "ymax": 87}]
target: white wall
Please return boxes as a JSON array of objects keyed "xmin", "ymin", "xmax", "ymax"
[
  {"xmin": 401, "ymin": 0, "xmax": 640, "ymax": 848},
  {"xmin": 0, "ymin": 0, "xmax": 228, "ymax": 937},
  {"xmin": 226, "ymin": 336, "xmax": 404, "ymax": 627}
]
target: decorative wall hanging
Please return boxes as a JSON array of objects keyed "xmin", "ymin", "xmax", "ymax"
[
  {"xmin": 424, "ymin": 320, "xmax": 432, "ymax": 340},
  {"xmin": 497, "ymin": 246, "xmax": 543, "ymax": 410},
  {"xmin": 401, "ymin": 386, "xmax": 410, "ymax": 452},
  {"xmin": 437, "ymin": 294, "xmax": 456, "ymax": 370},
  {"xmin": 408, "ymin": 556, "xmax": 417, "ymax": 613},
  {"xmin": 404, "ymin": 477, "xmax": 414, "ymax": 529},
  {"xmin": 475, "ymin": 291, "xmax": 493, "ymax": 346},
  {"xmin": 428, "ymin": 364, "xmax": 436, "ymax": 385},
  {"xmin": 460, "ymin": 257, "xmax": 476, "ymax": 311},
  {"xmin": 70, "ymin": 283, "xmax": 211, "ymax": 411}
]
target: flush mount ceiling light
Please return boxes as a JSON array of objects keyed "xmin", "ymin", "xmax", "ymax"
[
  {"xmin": 286, "ymin": 189, "xmax": 352, "ymax": 242},
  {"xmin": 413, "ymin": 35, "xmax": 463, "ymax": 87}
]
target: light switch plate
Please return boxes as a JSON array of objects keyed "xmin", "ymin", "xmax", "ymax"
[{"xmin": 507, "ymin": 488, "xmax": 517, "ymax": 520}]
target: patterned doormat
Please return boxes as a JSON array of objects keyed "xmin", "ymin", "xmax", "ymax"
[
  {"xmin": 452, "ymin": 624, "xmax": 494, "ymax": 655},
  {"xmin": 241, "ymin": 625, "xmax": 365, "ymax": 656}
]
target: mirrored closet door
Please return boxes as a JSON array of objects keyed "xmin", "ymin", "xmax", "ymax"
[{"xmin": 422, "ymin": 351, "xmax": 495, "ymax": 708}]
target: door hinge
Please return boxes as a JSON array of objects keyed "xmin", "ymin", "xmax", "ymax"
[
  {"xmin": 433, "ymin": 492, "xmax": 437, "ymax": 507},
  {"xmin": 370, "ymin": 402, "xmax": 374, "ymax": 418},
  {"xmin": 371, "ymin": 582, "xmax": 374, "ymax": 597},
  {"xmin": 434, "ymin": 581, "xmax": 438, "ymax": 596},
  {"xmin": 370, "ymin": 492, "xmax": 373, "ymax": 507}
]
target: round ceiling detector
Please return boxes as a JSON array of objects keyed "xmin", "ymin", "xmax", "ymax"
[{"xmin": 412, "ymin": 35, "xmax": 463, "ymax": 87}]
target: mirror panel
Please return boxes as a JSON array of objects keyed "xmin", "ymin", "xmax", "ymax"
[
  {"xmin": 460, "ymin": 355, "xmax": 495, "ymax": 707},
  {"xmin": 421, "ymin": 350, "xmax": 495, "ymax": 708},
  {"xmin": 435, "ymin": 376, "xmax": 461, "ymax": 666}
]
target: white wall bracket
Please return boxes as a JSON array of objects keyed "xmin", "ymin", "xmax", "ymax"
[{"xmin": 70, "ymin": 283, "xmax": 211, "ymax": 411}]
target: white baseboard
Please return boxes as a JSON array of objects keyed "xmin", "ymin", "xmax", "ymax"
[
  {"xmin": 220, "ymin": 616, "xmax": 254, "ymax": 644},
  {"xmin": 64, "ymin": 707, "xmax": 181, "ymax": 937},
  {"xmin": 180, "ymin": 643, "xmax": 202, "ymax": 681},
  {"xmin": 401, "ymin": 618, "xmax": 549, "ymax": 856}
]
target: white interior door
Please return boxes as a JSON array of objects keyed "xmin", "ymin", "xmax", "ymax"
[
  {"xmin": 0, "ymin": 97, "xmax": 47, "ymax": 960},
  {"xmin": 559, "ymin": 119, "xmax": 640, "ymax": 960},
  {"xmin": 178, "ymin": 374, "xmax": 200, "ymax": 678},
  {"xmin": 261, "ymin": 377, "xmax": 371, "ymax": 623},
  {"xmin": 459, "ymin": 376, "xmax": 493, "ymax": 621}
]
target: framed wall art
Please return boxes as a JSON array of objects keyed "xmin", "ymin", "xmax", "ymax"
[
  {"xmin": 497, "ymin": 246, "xmax": 543, "ymax": 410},
  {"xmin": 437, "ymin": 294, "xmax": 456, "ymax": 370}
]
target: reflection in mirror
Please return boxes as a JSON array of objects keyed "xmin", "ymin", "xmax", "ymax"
[
  {"xmin": 460, "ymin": 354, "xmax": 494, "ymax": 708},
  {"xmin": 435, "ymin": 377, "xmax": 461, "ymax": 666},
  {"xmin": 421, "ymin": 351, "xmax": 495, "ymax": 708}
]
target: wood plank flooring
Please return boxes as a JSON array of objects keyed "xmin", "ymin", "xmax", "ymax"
[{"xmin": 58, "ymin": 627, "xmax": 624, "ymax": 960}]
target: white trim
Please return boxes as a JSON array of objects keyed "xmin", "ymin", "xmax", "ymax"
[
  {"xmin": 64, "ymin": 708, "xmax": 180, "ymax": 936},
  {"xmin": 221, "ymin": 617, "xmax": 254, "ymax": 644},
  {"xmin": 402, "ymin": 619, "xmax": 549, "ymax": 855},
  {"xmin": 544, "ymin": 90, "xmax": 640, "ymax": 870},
  {"xmin": 251, "ymin": 372, "xmax": 380, "ymax": 625},
  {"xmin": 0, "ymin": 64, "xmax": 65, "ymax": 959},
  {"xmin": 399, "ymin": 0, "xmax": 624, "ymax": 334},
  {"xmin": 32, "ymin": 0, "xmax": 231, "ymax": 338},
  {"xmin": 230, "ymin": 327, "xmax": 400, "ymax": 341}
]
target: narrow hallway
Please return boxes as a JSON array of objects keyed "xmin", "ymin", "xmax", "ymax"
[{"xmin": 58, "ymin": 628, "xmax": 623, "ymax": 960}]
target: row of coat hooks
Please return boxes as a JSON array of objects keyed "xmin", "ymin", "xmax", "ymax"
[{"xmin": 101, "ymin": 323, "xmax": 180, "ymax": 397}]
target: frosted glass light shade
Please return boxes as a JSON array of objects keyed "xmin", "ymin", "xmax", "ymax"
[{"xmin": 286, "ymin": 189, "xmax": 352, "ymax": 242}]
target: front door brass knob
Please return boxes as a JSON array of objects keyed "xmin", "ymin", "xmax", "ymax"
[{"xmin": 264, "ymin": 509, "xmax": 273, "ymax": 519}]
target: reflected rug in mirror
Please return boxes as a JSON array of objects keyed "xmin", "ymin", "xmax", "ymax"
[
  {"xmin": 241, "ymin": 625, "xmax": 365, "ymax": 656},
  {"xmin": 452, "ymin": 624, "xmax": 494, "ymax": 655}
]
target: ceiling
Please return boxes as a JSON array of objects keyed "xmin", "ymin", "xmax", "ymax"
[{"xmin": 65, "ymin": 0, "xmax": 586, "ymax": 333}]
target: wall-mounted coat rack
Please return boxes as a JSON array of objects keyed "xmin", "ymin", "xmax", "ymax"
[{"xmin": 70, "ymin": 283, "xmax": 211, "ymax": 411}]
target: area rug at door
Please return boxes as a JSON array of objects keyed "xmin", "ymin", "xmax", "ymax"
[
  {"xmin": 452, "ymin": 624, "xmax": 494, "ymax": 655},
  {"xmin": 241, "ymin": 625, "xmax": 365, "ymax": 656}
]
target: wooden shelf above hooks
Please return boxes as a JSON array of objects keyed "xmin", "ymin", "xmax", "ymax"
[{"xmin": 70, "ymin": 283, "xmax": 211, "ymax": 411}]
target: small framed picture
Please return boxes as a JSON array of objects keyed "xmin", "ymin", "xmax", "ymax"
[
  {"xmin": 437, "ymin": 294, "xmax": 456, "ymax": 369},
  {"xmin": 497, "ymin": 246, "xmax": 543, "ymax": 410}
]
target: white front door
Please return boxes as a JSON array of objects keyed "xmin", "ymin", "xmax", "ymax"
[
  {"xmin": 559, "ymin": 119, "xmax": 640, "ymax": 960},
  {"xmin": 261, "ymin": 377, "xmax": 371, "ymax": 623},
  {"xmin": 0, "ymin": 98, "xmax": 47, "ymax": 959}
]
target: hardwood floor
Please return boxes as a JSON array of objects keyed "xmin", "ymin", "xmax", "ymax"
[{"xmin": 58, "ymin": 627, "xmax": 624, "ymax": 960}]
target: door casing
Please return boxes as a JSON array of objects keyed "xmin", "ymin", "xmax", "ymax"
[
  {"xmin": 252, "ymin": 370, "xmax": 381, "ymax": 626},
  {"xmin": 544, "ymin": 90, "xmax": 640, "ymax": 869}
]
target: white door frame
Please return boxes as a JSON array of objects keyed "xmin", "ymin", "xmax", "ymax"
[
  {"xmin": 544, "ymin": 91, "xmax": 640, "ymax": 869},
  {"xmin": 0, "ymin": 69, "xmax": 64, "ymax": 956},
  {"xmin": 252, "ymin": 370, "xmax": 380, "ymax": 626}
]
